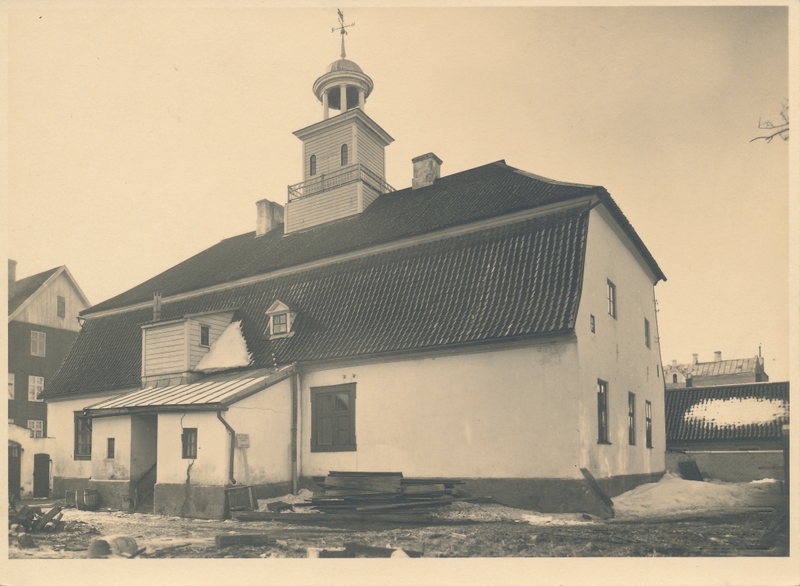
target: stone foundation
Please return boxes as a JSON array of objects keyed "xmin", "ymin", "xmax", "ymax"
[
  {"xmin": 154, "ymin": 483, "xmax": 227, "ymax": 519},
  {"xmin": 666, "ymin": 451, "xmax": 783, "ymax": 482},
  {"xmin": 88, "ymin": 479, "xmax": 132, "ymax": 510}
]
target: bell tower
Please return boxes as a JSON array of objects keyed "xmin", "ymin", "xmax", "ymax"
[{"xmin": 284, "ymin": 10, "xmax": 394, "ymax": 234}]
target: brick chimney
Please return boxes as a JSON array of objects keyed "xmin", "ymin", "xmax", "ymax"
[
  {"xmin": 153, "ymin": 292, "xmax": 162, "ymax": 321},
  {"xmin": 714, "ymin": 351, "xmax": 722, "ymax": 362},
  {"xmin": 256, "ymin": 199, "xmax": 285, "ymax": 237},
  {"xmin": 671, "ymin": 359, "xmax": 677, "ymax": 367},
  {"xmin": 692, "ymin": 353, "xmax": 698, "ymax": 364},
  {"xmin": 8, "ymin": 259, "xmax": 17, "ymax": 299},
  {"xmin": 412, "ymin": 153, "xmax": 442, "ymax": 190}
]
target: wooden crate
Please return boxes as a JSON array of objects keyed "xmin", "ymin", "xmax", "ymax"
[{"xmin": 225, "ymin": 486, "xmax": 256, "ymax": 511}]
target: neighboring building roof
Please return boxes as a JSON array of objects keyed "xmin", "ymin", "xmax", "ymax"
[
  {"xmin": 665, "ymin": 382, "xmax": 789, "ymax": 443},
  {"xmin": 8, "ymin": 267, "xmax": 60, "ymax": 315},
  {"xmin": 44, "ymin": 207, "xmax": 589, "ymax": 398},
  {"xmin": 84, "ymin": 367, "xmax": 292, "ymax": 417},
  {"xmin": 85, "ymin": 161, "xmax": 664, "ymax": 316},
  {"xmin": 687, "ymin": 357, "xmax": 762, "ymax": 378}
]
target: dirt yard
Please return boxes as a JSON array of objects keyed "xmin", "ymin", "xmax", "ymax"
[{"xmin": 8, "ymin": 475, "xmax": 789, "ymax": 559}]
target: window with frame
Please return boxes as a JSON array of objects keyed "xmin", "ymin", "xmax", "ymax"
[
  {"xmin": 182, "ymin": 428, "xmax": 198, "ymax": 459},
  {"xmin": 8, "ymin": 373, "xmax": 14, "ymax": 400},
  {"xmin": 672, "ymin": 374, "xmax": 678, "ymax": 384},
  {"xmin": 597, "ymin": 380, "xmax": 609, "ymax": 444},
  {"xmin": 310, "ymin": 154, "xmax": 317, "ymax": 176},
  {"xmin": 644, "ymin": 318, "xmax": 651, "ymax": 348},
  {"xmin": 341, "ymin": 144, "xmax": 348, "ymax": 166},
  {"xmin": 628, "ymin": 392, "xmax": 636, "ymax": 445},
  {"xmin": 74, "ymin": 414, "xmax": 92, "ymax": 460},
  {"xmin": 107, "ymin": 438, "xmax": 116, "ymax": 459},
  {"xmin": 57, "ymin": 295, "xmax": 66, "ymax": 318},
  {"xmin": 28, "ymin": 376, "xmax": 44, "ymax": 402},
  {"xmin": 30, "ymin": 331, "xmax": 46, "ymax": 357},
  {"xmin": 272, "ymin": 313, "xmax": 288, "ymax": 335},
  {"xmin": 607, "ymin": 281, "xmax": 617, "ymax": 318},
  {"xmin": 200, "ymin": 325, "xmax": 210, "ymax": 347},
  {"xmin": 311, "ymin": 384, "xmax": 356, "ymax": 452},
  {"xmin": 28, "ymin": 420, "xmax": 43, "ymax": 438},
  {"xmin": 645, "ymin": 400, "xmax": 653, "ymax": 448}
]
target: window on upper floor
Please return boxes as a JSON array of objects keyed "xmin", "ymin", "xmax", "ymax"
[
  {"xmin": 28, "ymin": 420, "xmax": 43, "ymax": 439},
  {"xmin": 644, "ymin": 318, "xmax": 651, "ymax": 348},
  {"xmin": 310, "ymin": 154, "xmax": 317, "ymax": 176},
  {"xmin": 265, "ymin": 300, "xmax": 296, "ymax": 340},
  {"xmin": 341, "ymin": 144, "xmax": 348, "ymax": 166},
  {"xmin": 57, "ymin": 295, "xmax": 66, "ymax": 318},
  {"xmin": 74, "ymin": 413, "xmax": 92, "ymax": 460},
  {"xmin": 311, "ymin": 384, "xmax": 356, "ymax": 452},
  {"xmin": 8, "ymin": 373, "xmax": 14, "ymax": 400},
  {"xmin": 607, "ymin": 281, "xmax": 617, "ymax": 319},
  {"xmin": 182, "ymin": 428, "xmax": 198, "ymax": 459},
  {"xmin": 31, "ymin": 331, "xmax": 46, "ymax": 357},
  {"xmin": 107, "ymin": 438, "xmax": 116, "ymax": 459},
  {"xmin": 597, "ymin": 380, "xmax": 609, "ymax": 444},
  {"xmin": 628, "ymin": 392, "xmax": 636, "ymax": 446},
  {"xmin": 28, "ymin": 376, "xmax": 44, "ymax": 402},
  {"xmin": 645, "ymin": 400, "xmax": 653, "ymax": 449},
  {"xmin": 672, "ymin": 374, "xmax": 678, "ymax": 384},
  {"xmin": 200, "ymin": 325, "xmax": 210, "ymax": 347}
]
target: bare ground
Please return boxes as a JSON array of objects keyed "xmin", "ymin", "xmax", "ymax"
[{"xmin": 8, "ymin": 499, "xmax": 788, "ymax": 559}]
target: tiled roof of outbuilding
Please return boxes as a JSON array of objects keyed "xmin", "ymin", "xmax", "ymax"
[
  {"xmin": 43, "ymin": 208, "xmax": 589, "ymax": 397},
  {"xmin": 665, "ymin": 382, "xmax": 789, "ymax": 443},
  {"xmin": 8, "ymin": 267, "xmax": 60, "ymax": 315},
  {"xmin": 85, "ymin": 161, "xmax": 663, "ymax": 315}
]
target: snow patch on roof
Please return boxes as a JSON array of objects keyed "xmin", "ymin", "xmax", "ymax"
[
  {"xmin": 684, "ymin": 397, "xmax": 787, "ymax": 428},
  {"xmin": 195, "ymin": 320, "xmax": 252, "ymax": 373}
]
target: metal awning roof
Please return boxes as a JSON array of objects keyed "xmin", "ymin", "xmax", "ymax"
[{"xmin": 83, "ymin": 366, "xmax": 294, "ymax": 417}]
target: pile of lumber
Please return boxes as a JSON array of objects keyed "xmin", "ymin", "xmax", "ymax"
[
  {"xmin": 304, "ymin": 471, "xmax": 467, "ymax": 513},
  {"xmin": 8, "ymin": 504, "xmax": 64, "ymax": 535}
]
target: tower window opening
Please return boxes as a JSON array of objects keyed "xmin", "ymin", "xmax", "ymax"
[
  {"xmin": 309, "ymin": 155, "xmax": 317, "ymax": 176},
  {"xmin": 341, "ymin": 144, "xmax": 348, "ymax": 166}
]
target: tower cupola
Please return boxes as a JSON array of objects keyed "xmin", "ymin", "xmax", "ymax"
[{"xmin": 312, "ymin": 10, "xmax": 374, "ymax": 119}]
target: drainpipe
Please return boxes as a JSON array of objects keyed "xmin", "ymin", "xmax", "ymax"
[
  {"xmin": 291, "ymin": 365, "xmax": 299, "ymax": 495},
  {"xmin": 216, "ymin": 411, "xmax": 236, "ymax": 486}
]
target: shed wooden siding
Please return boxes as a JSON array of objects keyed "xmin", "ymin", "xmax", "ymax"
[
  {"xmin": 304, "ymin": 125, "xmax": 352, "ymax": 178},
  {"xmin": 13, "ymin": 272, "xmax": 87, "ymax": 331},
  {"xmin": 285, "ymin": 183, "xmax": 359, "ymax": 233},
  {"xmin": 355, "ymin": 126, "xmax": 385, "ymax": 179},
  {"xmin": 362, "ymin": 183, "xmax": 381, "ymax": 209},
  {"xmin": 187, "ymin": 312, "xmax": 235, "ymax": 369},
  {"xmin": 143, "ymin": 322, "xmax": 187, "ymax": 376}
]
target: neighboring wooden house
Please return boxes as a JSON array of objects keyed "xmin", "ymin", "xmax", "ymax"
[
  {"xmin": 664, "ymin": 351, "xmax": 768, "ymax": 389},
  {"xmin": 665, "ymin": 382, "xmax": 789, "ymax": 482},
  {"xmin": 42, "ymin": 49, "xmax": 667, "ymax": 519},
  {"xmin": 8, "ymin": 260, "xmax": 90, "ymax": 499}
]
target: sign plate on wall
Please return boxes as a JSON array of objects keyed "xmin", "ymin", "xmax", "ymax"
[{"xmin": 236, "ymin": 433, "xmax": 250, "ymax": 448}]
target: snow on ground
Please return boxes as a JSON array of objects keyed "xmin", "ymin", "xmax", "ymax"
[
  {"xmin": 612, "ymin": 472, "xmax": 780, "ymax": 519},
  {"xmin": 684, "ymin": 397, "xmax": 787, "ymax": 427}
]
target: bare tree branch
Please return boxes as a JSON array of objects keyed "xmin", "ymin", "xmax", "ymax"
[{"xmin": 751, "ymin": 103, "xmax": 789, "ymax": 143}]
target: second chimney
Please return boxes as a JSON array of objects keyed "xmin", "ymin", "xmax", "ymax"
[
  {"xmin": 153, "ymin": 292, "xmax": 162, "ymax": 321},
  {"xmin": 412, "ymin": 153, "xmax": 442, "ymax": 190},
  {"xmin": 256, "ymin": 199, "xmax": 285, "ymax": 237},
  {"xmin": 8, "ymin": 259, "xmax": 17, "ymax": 299},
  {"xmin": 692, "ymin": 353, "xmax": 698, "ymax": 364},
  {"xmin": 714, "ymin": 351, "xmax": 722, "ymax": 362}
]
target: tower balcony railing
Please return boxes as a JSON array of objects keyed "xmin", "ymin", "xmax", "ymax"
[{"xmin": 287, "ymin": 163, "xmax": 395, "ymax": 202}]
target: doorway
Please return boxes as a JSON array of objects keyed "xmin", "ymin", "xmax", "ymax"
[
  {"xmin": 33, "ymin": 453, "xmax": 50, "ymax": 498},
  {"xmin": 8, "ymin": 442, "xmax": 21, "ymax": 500}
]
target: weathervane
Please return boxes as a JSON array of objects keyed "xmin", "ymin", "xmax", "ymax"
[{"xmin": 332, "ymin": 9, "xmax": 355, "ymax": 59}]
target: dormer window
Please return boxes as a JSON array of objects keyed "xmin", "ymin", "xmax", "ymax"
[{"xmin": 265, "ymin": 300, "xmax": 296, "ymax": 340}]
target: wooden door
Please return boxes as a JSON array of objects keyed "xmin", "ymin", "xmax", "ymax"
[
  {"xmin": 8, "ymin": 443, "xmax": 21, "ymax": 500},
  {"xmin": 33, "ymin": 453, "xmax": 50, "ymax": 498}
]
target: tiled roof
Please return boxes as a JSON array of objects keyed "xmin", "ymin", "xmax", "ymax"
[
  {"xmin": 85, "ymin": 161, "xmax": 663, "ymax": 315},
  {"xmin": 8, "ymin": 267, "xmax": 60, "ymax": 315},
  {"xmin": 84, "ymin": 367, "xmax": 291, "ymax": 415},
  {"xmin": 43, "ymin": 208, "xmax": 589, "ymax": 398},
  {"xmin": 665, "ymin": 382, "xmax": 789, "ymax": 443}
]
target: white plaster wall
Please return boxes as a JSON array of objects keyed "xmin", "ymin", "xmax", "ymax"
[
  {"xmin": 156, "ymin": 411, "xmax": 228, "ymax": 485},
  {"xmin": 47, "ymin": 393, "xmax": 126, "ymax": 480},
  {"xmin": 225, "ymin": 378, "xmax": 293, "ymax": 486},
  {"xmin": 91, "ymin": 416, "xmax": 131, "ymax": 481},
  {"xmin": 576, "ymin": 207, "xmax": 666, "ymax": 478},
  {"xmin": 299, "ymin": 342, "xmax": 584, "ymax": 480},
  {"xmin": 8, "ymin": 423, "xmax": 57, "ymax": 496}
]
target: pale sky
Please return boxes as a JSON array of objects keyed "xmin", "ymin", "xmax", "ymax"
[{"xmin": 5, "ymin": 5, "xmax": 792, "ymax": 379}]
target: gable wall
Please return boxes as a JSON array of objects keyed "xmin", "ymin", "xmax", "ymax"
[
  {"xmin": 576, "ymin": 207, "xmax": 665, "ymax": 478},
  {"xmin": 298, "ymin": 341, "xmax": 582, "ymax": 479},
  {"xmin": 13, "ymin": 271, "xmax": 88, "ymax": 331},
  {"xmin": 187, "ymin": 312, "xmax": 234, "ymax": 370}
]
